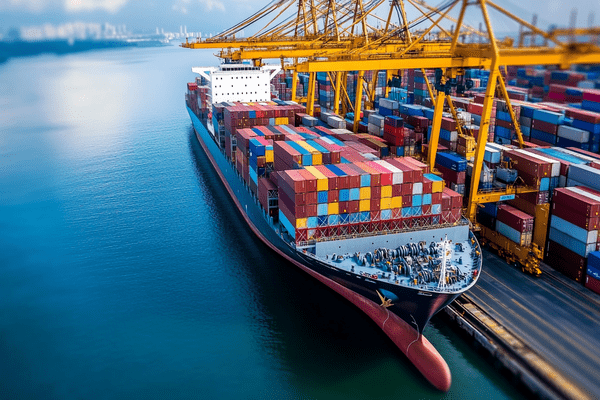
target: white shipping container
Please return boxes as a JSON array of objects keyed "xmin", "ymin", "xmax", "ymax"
[
  {"xmin": 327, "ymin": 116, "xmax": 345, "ymax": 129},
  {"xmin": 568, "ymin": 164, "xmax": 600, "ymax": 191},
  {"xmin": 412, "ymin": 182, "xmax": 423, "ymax": 195},
  {"xmin": 367, "ymin": 122, "xmax": 383, "ymax": 136},
  {"xmin": 519, "ymin": 116, "xmax": 532, "ymax": 127},
  {"xmin": 374, "ymin": 160, "xmax": 404, "ymax": 184},
  {"xmin": 368, "ymin": 113, "xmax": 385, "ymax": 128},
  {"xmin": 379, "ymin": 98, "xmax": 399, "ymax": 110},
  {"xmin": 302, "ymin": 115, "xmax": 318, "ymax": 127},
  {"xmin": 320, "ymin": 111, "xmax": 332, "ymax": 123},
  {"xmin": 557, "ymin": 125, "xmax": 590, "ymax": 143},
  {"xmin": 331, "ymin": 128, "xmax": 353, "ymax": 135}
]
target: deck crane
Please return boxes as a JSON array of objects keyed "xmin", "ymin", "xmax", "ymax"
[{"xmin": 182, "ymin": 0, "xmax": 600, "ymax": 274}]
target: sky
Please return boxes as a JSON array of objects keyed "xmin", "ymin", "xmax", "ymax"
[{"xmin": 0, "ymin": 0, "xmax": 598, "ymax": 35}]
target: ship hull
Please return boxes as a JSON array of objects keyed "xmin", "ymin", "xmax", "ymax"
[{"xmin": 187, "ymin": 106, "xmax": 458, "ymax": 390}]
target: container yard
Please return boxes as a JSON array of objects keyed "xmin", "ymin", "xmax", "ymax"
[{"xmin": 182, "ymin": 0, "xmax": 600, "ymax": 396}]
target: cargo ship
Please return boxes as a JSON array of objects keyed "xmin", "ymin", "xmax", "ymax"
[{"xmin": 185, "ymin": 62, "xmax": 482, "ymax": 391}]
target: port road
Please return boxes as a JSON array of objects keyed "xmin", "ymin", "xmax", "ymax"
[{"xmin": 469, "ymin": 249, "xmax": 600, "ymax": 398}]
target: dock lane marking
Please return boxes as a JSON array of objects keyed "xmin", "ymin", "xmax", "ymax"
[
  {"xmin": 464, "ymin": 295, "xmax": 592, "ymax": 400},
  {"xmin": 475, "ymin": 285, "xmax": 594, "ymax": 364},
  {"xmin": 482, "ymin": 267, "xmax": 598, "ymax": 324}
]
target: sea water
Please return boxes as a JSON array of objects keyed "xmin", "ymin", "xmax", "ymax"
[{"xmin": 0, "ymin": 45, "xmax": 524, "ymax": 400}]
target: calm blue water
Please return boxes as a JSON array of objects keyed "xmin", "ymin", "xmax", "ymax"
[{"xmin": 0, "ymin": 46, "xmax": 524, "ymax": 399}]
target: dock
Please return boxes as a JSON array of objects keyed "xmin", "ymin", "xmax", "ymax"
[{"xmin": 443, "ymin": 248, "xmax": 600, "ymax": 400}]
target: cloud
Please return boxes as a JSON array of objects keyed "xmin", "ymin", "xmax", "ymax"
[
  {"xmin": 199, "ymin": 0, "xmax": 225, "ymax": 12},
  {"xmin": 4, "ymin": 0, "xmax": 56, "ymax": 12},
  {"xmin": 171, "ymin": 0, "xmax": 224, "ymax": 14},
  {"xmin": 64, "ymin": 0, "xmax": 129, "ymax": 13}
]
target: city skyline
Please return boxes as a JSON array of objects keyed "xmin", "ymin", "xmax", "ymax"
[{"xmin": 1, "ymin": 0, "xmax": 598, "ymax": 37}]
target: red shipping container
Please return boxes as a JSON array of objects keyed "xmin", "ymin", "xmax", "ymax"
[
  {"xmin": 531, "ymin": 119, "xmax": 559, "ymax": 135},
  {"xmin": 467, "ymin": 102, "xmax": 484, "ymax": 115},
  {"xmin": 582, "ymin": 89, "xmax": 600, "ymax": 103},
  {"xmin": 258, "ymin": 177, "xmax": 277, "ymax": 212},
  {"xmin": 436, "ymin": 164, "xmax": 466, "ymax": 184},
  {"xmin": 552, "ymin": 203, "xmax": 600, "ymax": 230},
  {"xmin": 432, "ymin": 192, "xmax": 442, "ymax": 204},
  {"xmin": 337, "ymin": 164, "xmax": 361, "ymax": 188},
  {"xmin": 440, "ymin": 117, "xmax": 457, "ymax": 132},
  {"xmin": 274, "ymin": 141, "xmax": 302, "ymax": 166},
  {"xmin": 497, "ymin": 204, "xmax": 534, "ymax": 233},
  {"xmin": 546, "ymin": 240, "xmax": 587, "ymax": 271},
  {"xmin": 383, "ymin": 131, "xmax": 404, "ymax": 147},
  {"xmin": 505, "ymin": 150, "xmax": 552, "ymax": 178},
  {"xmin": 338, "ymin": 201, "xmax": 350, "ymax": 214},
  {"xmin": 306, "ymin": 204, "xmax": 317, "ymax": 217},
  {"xmin": 333, "ymin": 168, "xmax": 350, "ymax": 190},
  {"xmin": 565, "ymin": 108, "xmax": 600, "ymax": 125},
  {"xmin": 545, "ymin": 252, "xmax": 586, "ymax": 283},
  {"xmin": 370, "ymin": 198, "xmax": 381, "ymax": 210},
  {"xmin": 585, "ymin": 275, "xmax": 600, "ymax": 295},
  {"xmin": 402, "ymin": 183, "xmax": 413, "ymax": 196},
  {"xmin": 553, "ymin": 187, "xmax": 600, "ymax": 217},
  {"xmin": 441, "ymin": 193, "xmax": 452, "ymax": 211},
  {"xmin": 402, "ymin": 194, "xmax": 412, "ymax": 207},
  {"xmin": 327, "ymin": 189, "xmax": 339, "ymax": 203},
  {"xmin": 392, "ymin": 184, "xmax": 402, "ymax": 197},
  {"xmin": 495, "ymin": 119, "xmax": 515, "ymax": 130},
  {"xmin": 281, "ymin": 170, "xmax": 307, "ymax": 192},
  {"xmin": 305, "ymin": 191, "xmax": 318, "ymax": 205},
  {"xmin": 277, "ymin": 178, "xmax": 306, "ymax": 205},
  {"xmin": 402, "ymin": 157, "xmax": 428, "ymax": 176},
  {"xmin": 349, "ymin": 200, "xmax": 360, "ymax": 213},
  {"xmin": 507, "ymin": 197, "xmax": 537, "ymax": 216},
  {"xmin": 372, "ymin": 186, "xmax": 382, "ymax": 199},
  {"xmin": 442, "ymin": 187, "xmax": 463, "ymax": 209},
  {"xmin": 279, "ymin": 190, "xmax": 306, "ymax": 218},
  {"xmin": 422, "ymin": 178, "xmax": 432, "ymax": 194}
]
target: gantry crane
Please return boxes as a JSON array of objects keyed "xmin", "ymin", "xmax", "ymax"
[{"xmin": 182, "ymin": 0, "xmax": 600, "ymax": 273}]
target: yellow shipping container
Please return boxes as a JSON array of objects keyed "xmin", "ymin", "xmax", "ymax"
[
  {"xmin": 328, "ymin": 202, "xmax": 339, "ymax": 215},
  {"xmin": 296, "ymin": 218, "xmax": 307, "ymax": 229},
  {"xmin": 265, "ymin": 149, "xmax": 274, "ymax": 163},
  {"xmin": 359, "ymin": 187, "xmax": 371, "ymax": 200},
  {"xmin": 381, "ymin": 185, "xmax": 392, "ymax": 198},
  {"xmin": 391, "ymin": 196, "xmax": 403, "ymax": 209},
  {"xmin": 297, "ymin": 141, "xmax": 322, "ymax": 165},
  {"xmin": 275, "ymin": 117, "xmax": 289, "ymax": 125},
  {"xmin": 304, "ymin": 166, "xmax": 328, "ymax": 191},
  {"xmin": 432, "ymin": 180, "xmax": 444, "ymax": 193},
  {"xmin": 380, "ymin": 197, "xmax": 392, "ymax": 210},
  {"xmin": 311, "ymin": 152, "xmax": 322, "ymax": 165},
  {"xmin": 359, "ymin": 200, "xmax": 370, "ymax": 212}
]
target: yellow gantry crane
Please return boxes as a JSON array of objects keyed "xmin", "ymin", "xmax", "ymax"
[{"xmin": 182, "ymin": 0, "xmax": 600, "ymax": 273}]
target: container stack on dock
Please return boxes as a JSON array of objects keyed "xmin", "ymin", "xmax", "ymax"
[{"xmin": 547, "ymin": 187, "xmax": 600, "ymax": 284}]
